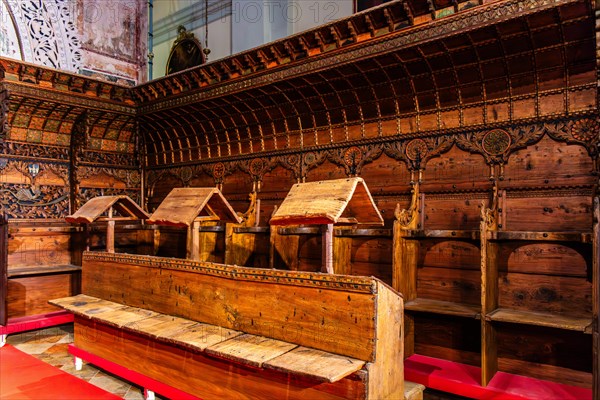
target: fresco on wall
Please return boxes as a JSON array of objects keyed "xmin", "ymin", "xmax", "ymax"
[{"xmin": 79, "ymin": 0, "xmax": 145, "ymax": 84}]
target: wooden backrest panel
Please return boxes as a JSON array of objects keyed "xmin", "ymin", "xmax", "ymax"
[{"xmin": 81, "ymin": 251, "xmax": 396, "ymax": 361}]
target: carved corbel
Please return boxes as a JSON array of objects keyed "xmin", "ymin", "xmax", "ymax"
[
  {"xmin": 237, "ymin": 191, "xmax": 260, "ymax": 227},
  {"xmin": 395, "ymin": 170, "xmax": 422, "ymax": 230}
]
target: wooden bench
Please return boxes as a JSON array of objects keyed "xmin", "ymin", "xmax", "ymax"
[{"xmin": 51, "ymin": 251, "xmax": 423, "ymax": 400}]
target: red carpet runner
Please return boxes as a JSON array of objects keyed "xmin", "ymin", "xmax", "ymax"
[{"xmin": 0, "ymin": 344, "xmax": 119, "ymax": 400}]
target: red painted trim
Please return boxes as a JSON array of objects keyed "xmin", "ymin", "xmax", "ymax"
[
  {"xmin": 405, "ymin": 354, "xmax": 592, "ymax": 400},
  {"xmin": 0, "ymin": 311, "xmax": 74, "ymax": 335},
  {"xmin": 68, "ymin": 344, "xmax": 200, "ymax": 400}
]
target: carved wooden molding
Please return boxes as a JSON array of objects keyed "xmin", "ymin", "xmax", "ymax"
[{"xmin": 83, "ymin": 251, "xmax": 378, "ymax": 294}]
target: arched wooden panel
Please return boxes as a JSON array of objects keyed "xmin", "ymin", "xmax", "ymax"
[
  {"xmin": 503, "ymin": 136, "xmax": 595, "ymax": 188},
  {"xmin": 419, "ymin": 240, "xmax": 482, "ymax": 306}
]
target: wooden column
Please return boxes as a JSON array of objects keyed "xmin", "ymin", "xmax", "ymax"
[
  {"xmin": 187, "ymin": 220, "xmax": 201, "ymax": 261},
  {"xmin": 0, "ymin": 214, "xmax": 7, "ymax": 326},
  {"xmin": 593, "ymin": 196, "xmax": 599, "ymax": 400},
  {"xmin": 322, "ymin": 223, "xmax": 334, "ymax": 274},
  {"xmin": 480, "ymin": 188, "xmax": 501, "ymax": 386},
  {"xmin": 332, "ymin": 231, "xmax": 352, "ymax": 275},
  {"xmin": 106, "ymin": 207, "xmax": 115, "ymax": 253},
  {"xmin": 392, "ymin": 180, "xmax": 421, "ymax": 357}
]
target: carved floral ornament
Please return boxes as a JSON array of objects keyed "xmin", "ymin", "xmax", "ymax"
[
  {"xmin": 146, "ymin": 117, "xmax": 599, "ymax": 191},
  {"xmin": 570, "ymin": 118, "xmax": 599, "ymax": 143},
  {"xmin": 482, "ymin": 130, "xmax": 511, "ymax": 156}
]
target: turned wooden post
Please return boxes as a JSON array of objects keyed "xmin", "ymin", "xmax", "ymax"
[
  {"xmin": 187, "ymin": 220, "xmax": 201, "ymax": 260},
  {"xmin": 106, "ymin": 207, "xmax": 115, "ymax": 253},
  {"xmin": 322, "ymin": 223, "xmax": 334, "ymax": 274}
]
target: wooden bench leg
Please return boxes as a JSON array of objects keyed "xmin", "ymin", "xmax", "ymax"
[
  {"xmin": 74, "ymin": 356, "xmax": 83, "ymax": 371},
  {"xmin": 143, "ymin": 388, "xmax": 155, "ymax": 400}
]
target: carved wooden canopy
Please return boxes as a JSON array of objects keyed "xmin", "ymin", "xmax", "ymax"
[
  {"xmin": 133, "ymin": 0, "xmax": 596, "ymax": 168},
  {"xmin": 0, "ymin": 0, "xmax": 597, "ymax": 169},
  {"xmin": 270, "ymin": 177, "xmax": 384, "ymax": 226},
  {"xmin": 147, "ymin": 187, "xmax": 242, "ymax": 227},
  {"xmin": 65, "ymin": 195, "xmax": 149, "ymax": 224}
]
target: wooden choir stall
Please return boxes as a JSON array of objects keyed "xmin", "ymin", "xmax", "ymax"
[
  {"xmin": 49, "ymin": 184, "xmax": 423, "ymax": 399},
  {"xmin": 65, "ymin": 195, "xmax": 152, "ymax": 254},
  {"xmin": 146, "ymin": 187, "xmax": 242, "ymax": 261},
  {"xmin": 270, "ymin": 177, "xmax": 384, "ymax": 274},
  {"xmin": 51, "ymin": 253, "xmax": 424, "ymax": 400},
  {"xmin": 1, "ymin": 0, "xmax": 599, "ymax": 398}
]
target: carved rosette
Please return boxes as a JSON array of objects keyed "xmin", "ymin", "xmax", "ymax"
[
  {"xmin": 482, "ymin": 129, "xmax": 511, "ymax": 156},
  {"xmin": 212, "ymin": 162, "xmax": 226, "ymax": 184},
  {"xmin": 300, "ymin": 151, "xmax": 327, "ymax": 180},
  {"xmin": 180, "ymin": 166, "xmax": 193, "ymax": 185},
  {"xmin": 344, "ymin": 146, "xmax": 363, "ymax": 176},
  {"xmin": 570, "ymin": 118, "xmax": 599, "ymax": 142},
  {"xmin": 405, "ymin": 139, "xmax": 428, "ymax": 167}
]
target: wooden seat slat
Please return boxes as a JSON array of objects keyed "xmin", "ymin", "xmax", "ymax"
[
  {"xmin": 128, "ymin": 313, "xmax": 199, "ymax": 339},
  {"xmin": 167, "ymin": 322, "xmax": 241, "ymax": 351},
  {"xmin": 264, "ymin": 346, "xmax": 366, "ymax": 383},
  {"xmin": 205, "ymin": 333, "xmax": 298, "ymax": 368},
  {"xmin": 50, "ymin": 294, "xmax": 127, "ymax": 317},
  {"xmin": 99, "ymin": 307, "xmax": 158, "ymax": 328}
]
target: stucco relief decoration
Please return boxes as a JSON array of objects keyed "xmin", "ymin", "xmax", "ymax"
[
  {"xmin": 15, "ymin": 0, "xmax": 81, "ymax": 71},
  {"xmin": 482, "ymin": 129, "xmax": 511, "ymax": 156}
]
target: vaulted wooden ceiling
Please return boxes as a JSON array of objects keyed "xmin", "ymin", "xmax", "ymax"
[
  {"xmin": 135, "ymin": 0, "xmax": 597, "ymax": 168},
  {"xmin": 0, "ymin": 58, "xmax": 137, "ymax": 154},
  {"xmin": 0, "ymin": 0, "xmax": 596, "ymax": 167}
]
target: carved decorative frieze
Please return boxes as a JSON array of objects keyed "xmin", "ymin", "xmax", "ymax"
[
  {"xmin": 0, "ymin": 87, "xmax": 7, "ymax": 140},
  {"xmin": 78, "ymin": 166, "xmax": 139, "ymax": 188},
  {"xmin": 81, "ymin": 150, "xmax": 138, "ymax": 167},
  {"xmin": 328, "ymin": 145, "xmax": 383, "ymax": 177},
  {"xmin": 0, "ymin": 141, "xmax": 70, "ymax": 161},
  {"xmin": 83, "ymin": 251, "xmax": 377, "ymax": 294},
  {"xmin": 0, "ymin": 183, "xmax": 69, "ymax": 218}
]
